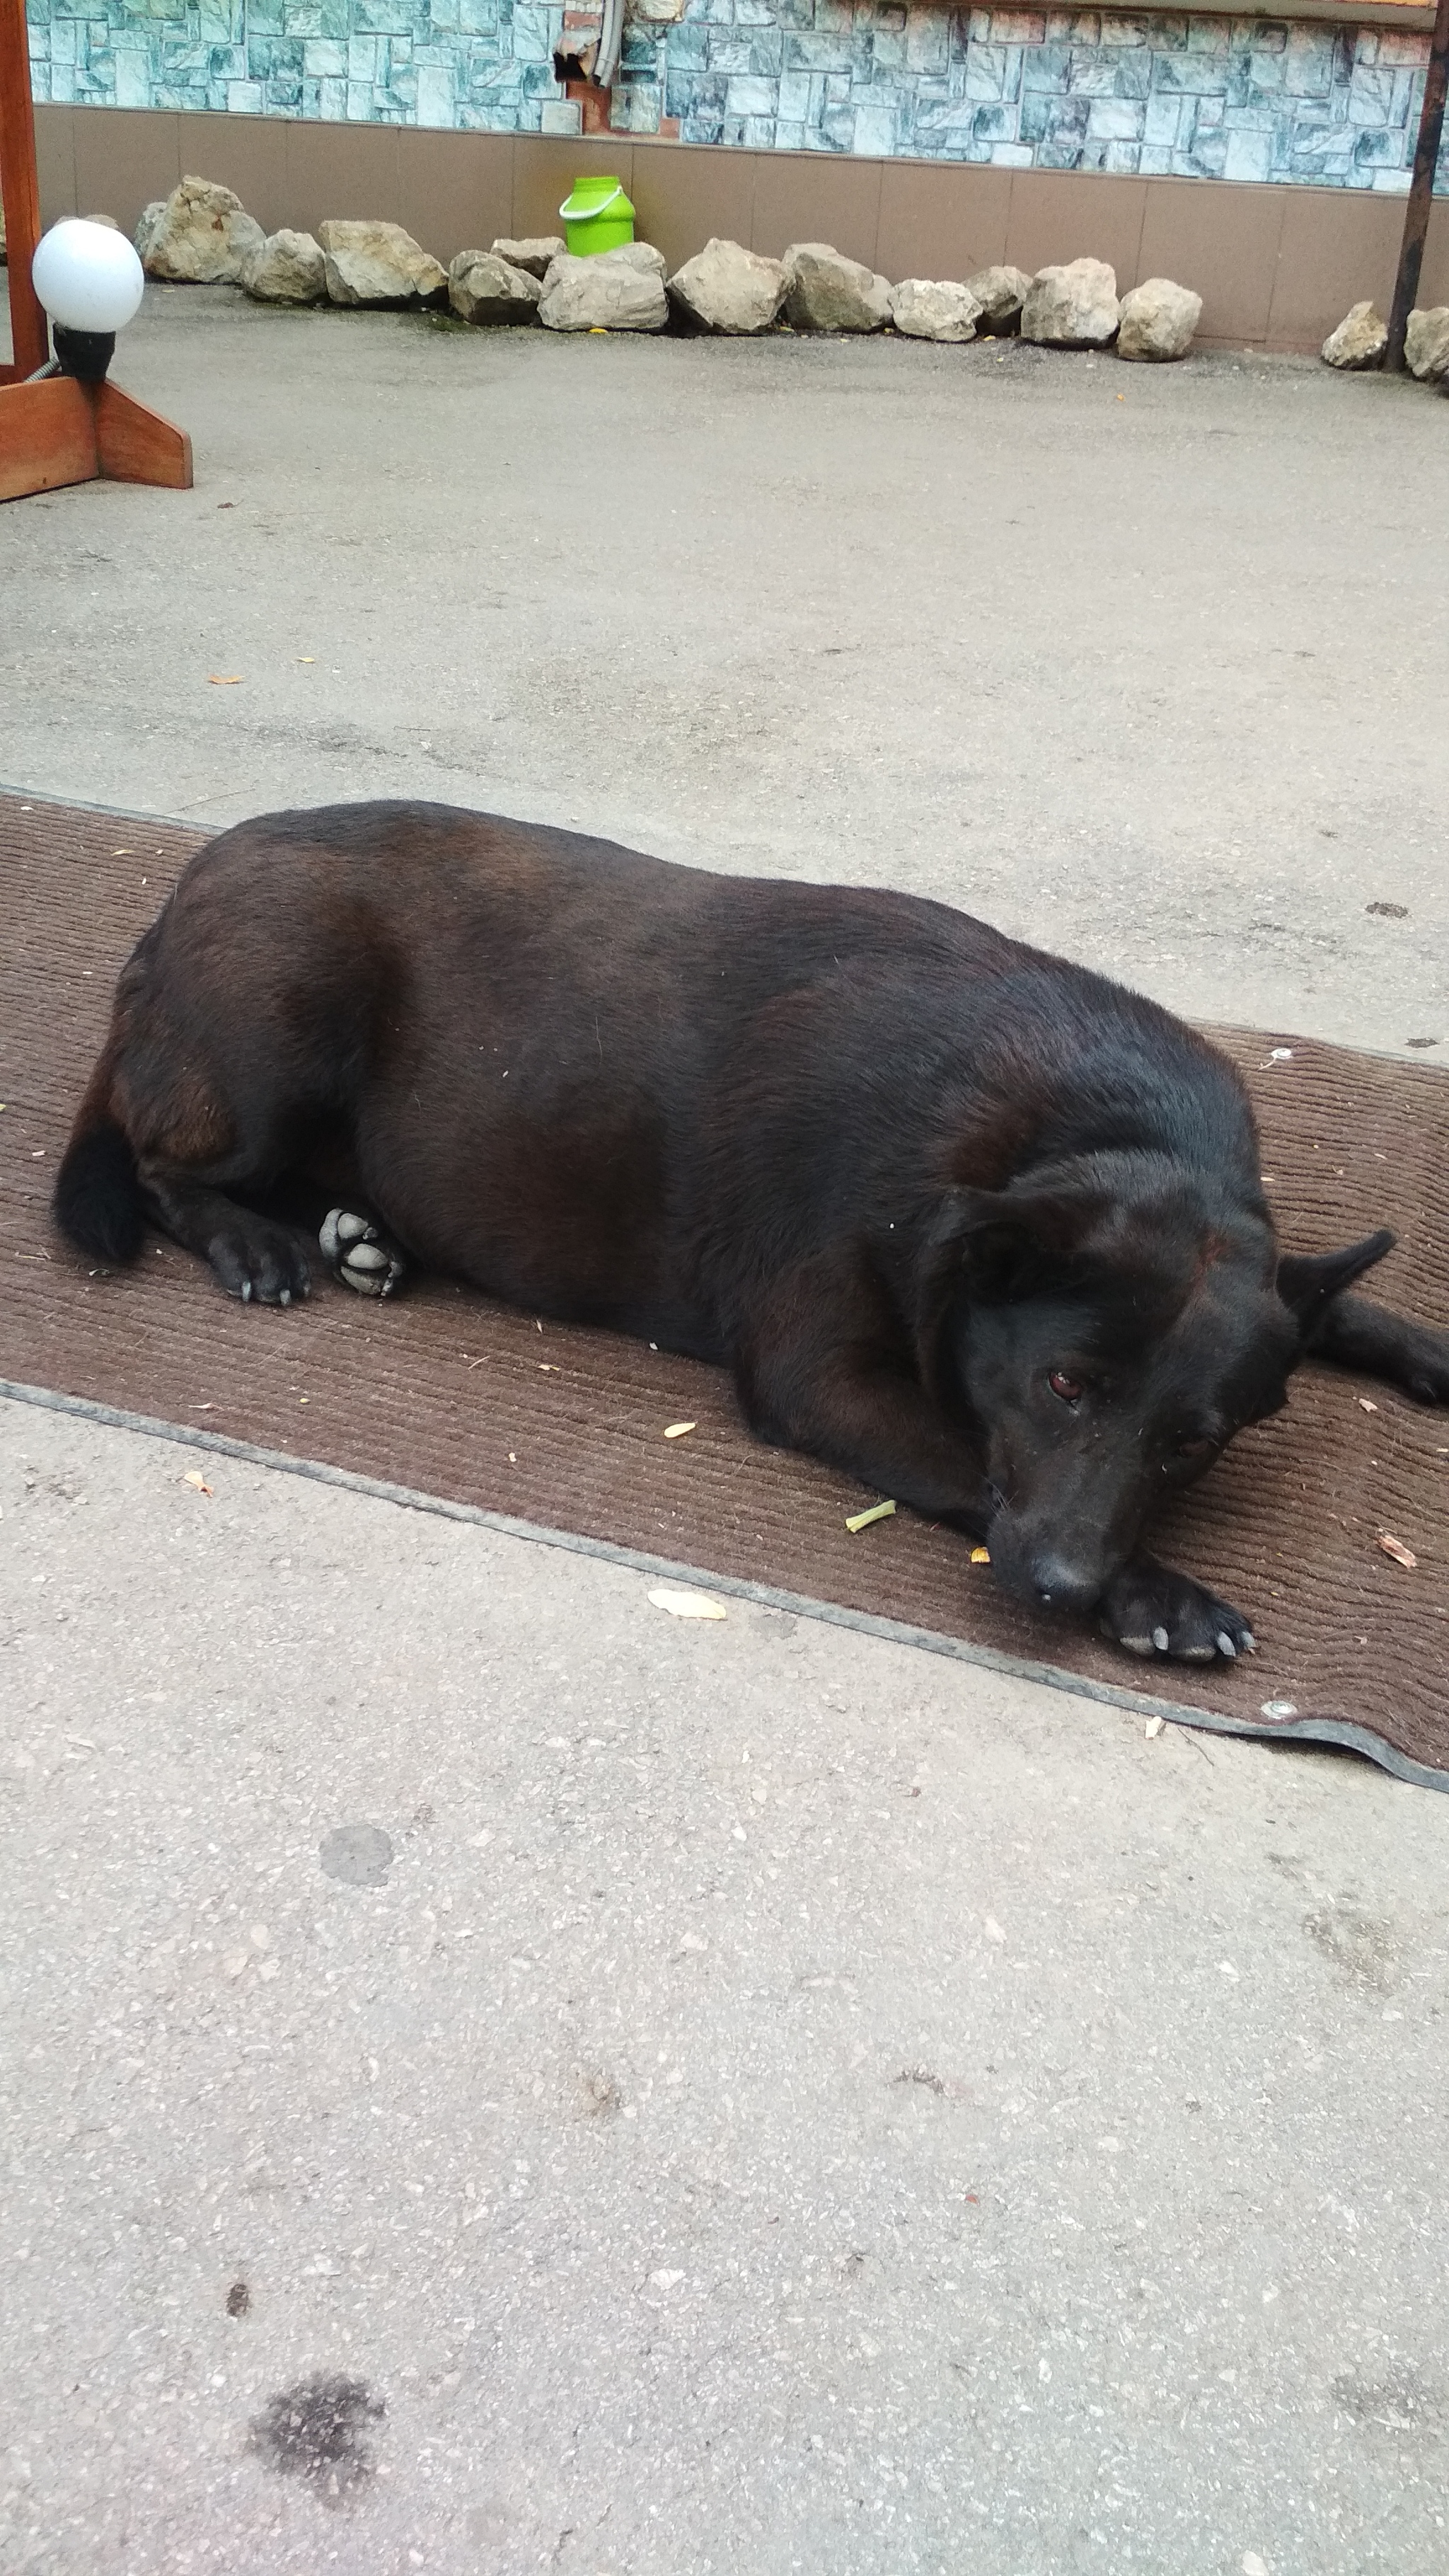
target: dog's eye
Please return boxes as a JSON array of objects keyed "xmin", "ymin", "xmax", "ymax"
[{"xmin": 1048, "ymin": 1369, "xmax": 1084, "ymax": 1403}]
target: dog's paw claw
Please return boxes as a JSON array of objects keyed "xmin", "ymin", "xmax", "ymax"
[
  {"xmin": 1102, "ymin": 1559, "xmax": 1256, "ymax": 1665},
  {"xmin": 320, "ymin": 1208, "xmax": 406, "ymax": 1299}
]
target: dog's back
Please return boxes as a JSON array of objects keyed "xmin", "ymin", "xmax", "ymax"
[{"xmin": 55, "ymin": 798, "xmax": 1264, "ymax": 1345}]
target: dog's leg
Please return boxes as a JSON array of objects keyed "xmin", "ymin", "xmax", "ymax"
[
  {"xmin": 1300, "ymin": 1294, "xmax": 1449, "ymax": 1405},
  {"xmin": 140, "ymin": 1164, "xmax": 312, "ymax": 1306},
  {"xmin": 1098, "ymin": 1556, "xmax": 1256, "ymax": 1663},
  {"xmin": 737, "ymin": 1284, "xmax": 993, "ymax": 1524},
  {"xmin": 747, "ymin": 1362, "xmax": 993, "ymax": 1522}
]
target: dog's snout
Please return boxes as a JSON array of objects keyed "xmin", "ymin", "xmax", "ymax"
[{"xmin": 1025, "ymin": 1554, "xmax": 1103, "ymax": 1616}]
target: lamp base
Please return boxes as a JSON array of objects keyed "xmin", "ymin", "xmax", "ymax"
[
  {"xmin": 53, "ymin": 324, "xmax": 116, "ymax": 384},
  {"xmin": 0, "ymin": 374, "xmax": 192, "ymax": 504}
]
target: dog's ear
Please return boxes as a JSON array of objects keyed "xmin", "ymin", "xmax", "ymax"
[
  {"xmin": 926, "ymin": 1180, "xmax": 1107, "ymax": 1309},
  {"xmin": 913, "ymin": 1185, "xmax": 1099, "ymax": 1405},
  {"xmin": 1276, "ymin": 1228, "xmax": 1395, "ymax": 1333},
  {"xmin": 936, "ymin": 1185, "xmax": 1102, "ymax": 1301}
]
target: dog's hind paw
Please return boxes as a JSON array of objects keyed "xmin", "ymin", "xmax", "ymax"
[
  {"xmin": 319, "ymin": 1208, "xmax": 406, "ymax": 1299},
  {"xmin": 1100, "ymin": 1558, "xmax": 1256, "ymax": 1665}
]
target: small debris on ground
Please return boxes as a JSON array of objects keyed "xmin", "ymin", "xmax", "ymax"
[
  {"xmin": 664, "ymin": 1420, "xmax": 696, "ymax": 1439},
  {"xmin": 648, "ymin": 1586, "xmax": 727, "ymax": 1620},
  {"xmin": 1379, "ymin": 1532, "xmax": 1417, "ymax": 1569},
  {"xmin": 181, "ymin": 1469, "xmax": 212, "ymax": 1495},
  {"xmin": 1145, "ymin": 1715, "xmax": 1164, "ymax": 1739},
  {"xmin": 845, "ymin": 1498, "xmax": 896, "ymax": 1534},
  {"xmin": 970, "ymin": 1545, "xmax": 991, "ymax": 1565}
]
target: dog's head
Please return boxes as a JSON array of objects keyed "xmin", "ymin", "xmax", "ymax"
[{"xmin": 920, "ymin": 1155, "xmax": 1392, "ymax": 1616}]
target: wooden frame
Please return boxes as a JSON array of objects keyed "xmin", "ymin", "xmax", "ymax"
[{"xmin": 1, "ymin": 0, "xmax": 191, "ymax": 500}]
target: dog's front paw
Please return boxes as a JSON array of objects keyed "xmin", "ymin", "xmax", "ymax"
[
  {"xmin": 319, "ymin": 1208, "xmax": 406, "ymax": 1299},
  {"xmin": 1099, "ymin": 1558, "xmax": 1255, "ymax": 1664}
]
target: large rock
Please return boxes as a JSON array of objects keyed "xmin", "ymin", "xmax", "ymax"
[
  {"xmin": 140, "ymin": 176, "xmax": 265, "ymax": 284},
  {"xmin": 543, "ymin": 240, "xmax": 664, "ymax": 289},
  {"xmin": 245, "ymin": 229, "xmax": 327, "ymax": 305},
  {"xmin": 1321, "ymin": 301, "xmax": 1387, "ymax": 371},
  {"xmin": 889, "ymin": 277, "xmax": 981, "ymax": 343},
  {"xmin": 134, "ymin": 201, "xmax": 166, "ymax": 262},
  {"xmin": 537, "ymin": 248, "xmax": 668, "ymax": 333},
  {"xmin": 966, "ymin": 265, "xmax": 1032, "ymax": 333},
  {"xmin": 782, "ymin": 242, "xmax": 890, "ymax": 334},
  {"xmin": 488, "ymin": 235, "xmax": 565, "ymax": 280},
  {"xmin": 668, "ymin": 236, "xmax": 785, "ymax": 335},
  {"xmin": 1020, "ymin": 258, "xmax": 1121, "ymax": 349},
  {"xmin": 1405, "ymin": 304, "xmax": 1449, "ymax": 383},
  {"xmin": 1116, "ymin": 275, "xmax": 1202, "ymax": 362},
  {"xmin": 318, "ymin": 218, "xmax": 446, "ymax": 309},
  {"xmin": 448, "ymin": 249, "xmax": 542, "ymax": 325}
]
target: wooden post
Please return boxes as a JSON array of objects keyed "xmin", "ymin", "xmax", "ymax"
[
  {"xmin": 0, "ymin": 0, "xmax": 50, "ymax": 379},
  {"xmin": 1385, "ymin": 0, "xmax": 1449, "ymax": 372},
  {"xmin": 0, "ymin": 0, "xmax": 192, "ymax": 498}
]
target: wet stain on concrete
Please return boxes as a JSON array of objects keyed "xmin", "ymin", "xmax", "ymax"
[
  {"xmin": 318, "ymin": 1823, "xmax": 394, "ymax": 1887},
  {"xmin": 248, "ymin": 2373, "xmax": 384, "ymax": 2502},
  {"xmin": 1331, "ymin": 2362, "xmax": 1442, "ymax": 2432},
  {"xmin": 1303, "ymin": 1904, "xmax": 1399, "ymax": 1993}
]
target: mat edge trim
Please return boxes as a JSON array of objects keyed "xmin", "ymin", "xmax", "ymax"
[{"xmin": 5, "ymin": 1376, "xmax": 1443, "ymax": 1794}]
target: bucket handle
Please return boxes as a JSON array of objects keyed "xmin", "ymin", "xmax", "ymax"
[{"xmin": 559, "ymin": 184, "xmax": 625, "ymax": 220}]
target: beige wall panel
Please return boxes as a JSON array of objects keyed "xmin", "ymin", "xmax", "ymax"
[
  {"xmin": 877, "ymin": 161, "xmax": 1014, "ymax": 282},
  {"xmin": 1138, "ymin": 176, "xmax": 1286, "ymax": 346},
  {"xmin": 750, "ymin": 151, "xmax": 884, "ymax": 270}
]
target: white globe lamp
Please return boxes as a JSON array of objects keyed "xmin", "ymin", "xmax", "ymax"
[{"xmin": 32, "ymin": 219, "xmax": 146, "ymax": 382}]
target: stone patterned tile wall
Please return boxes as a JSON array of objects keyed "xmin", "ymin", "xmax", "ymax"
[{"xmin": 24, "ymin": 0, "xmax": 1449, "ymax": 191}]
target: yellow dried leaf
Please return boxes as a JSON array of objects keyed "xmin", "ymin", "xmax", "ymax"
[
  {"xmin": 648, "ymin": 1587, "xmax": 727, "ymax": 1621},
  {"xmin": 1378, "ymin": 1532, "xmax": 1417, "ymax": 1570},
  {"xmin": 970, "ymin": 1546, "xmax": 991, "ymax": 1565},
  {"xmin": 207, "ymin": 675, "xmax": 243, "ymax": 685},
  {"xmin": 845, "ymin": 1499, "xmax": 896, "ymax": 1534},
  {"xmin": 182, "ymin": 1470, "xmax": 212, "ymax": 1495}
]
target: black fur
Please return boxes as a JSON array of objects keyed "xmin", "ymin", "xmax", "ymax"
[
  {"xmin": 52, "ymin": 1120, "xmax": 144, "ymax": 1265},
  {"xmin": 52, "ymin": 799, "xmax": 1449, "ymax": 1665}
]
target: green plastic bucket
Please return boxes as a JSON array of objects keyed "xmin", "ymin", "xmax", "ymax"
[{"xmin": 558, "ymin": 175, "xmax": 635, "ymax": 259}]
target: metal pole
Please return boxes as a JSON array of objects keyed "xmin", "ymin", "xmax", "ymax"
[
  {"xmin": 0, "ymin": 0, "xmax": 51, "ymax": 378},
  {"xmin": 1385, "ymin": 0, "xmax": 1449, "ymax": 372}
]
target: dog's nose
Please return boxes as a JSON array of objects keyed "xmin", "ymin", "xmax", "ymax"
[{"xmin": 1027, "ymin": 1556, "xmax": 1102, "ymax": 1615}]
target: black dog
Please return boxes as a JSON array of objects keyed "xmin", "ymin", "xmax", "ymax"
[{"xmin": 53, "ymin": 800, "xmax": 1449, "ymax": 1664}]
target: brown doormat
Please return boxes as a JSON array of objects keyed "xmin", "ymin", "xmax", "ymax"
[{"xmin": 3, "ymin": 790, "xmax": 1447, "ymax": 1788}]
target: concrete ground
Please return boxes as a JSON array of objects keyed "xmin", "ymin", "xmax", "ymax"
[{"xmin": 2, "ymin": 288, "xmax": 1448, "ymax": 2575}]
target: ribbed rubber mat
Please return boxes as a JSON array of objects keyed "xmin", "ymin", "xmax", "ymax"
[{"xmin": 3, "ymin": 792, "xmax": 1446, "ymax": 1784}]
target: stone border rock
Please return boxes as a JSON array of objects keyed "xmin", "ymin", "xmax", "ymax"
[{"xmin": 134, "ymin": 178, "xmax": 1449, "ymax": 399}]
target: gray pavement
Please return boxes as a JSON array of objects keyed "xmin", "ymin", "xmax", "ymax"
[{"xmin": 3, "ymin": 287, "xmax": 1449, "ymax": 2574}]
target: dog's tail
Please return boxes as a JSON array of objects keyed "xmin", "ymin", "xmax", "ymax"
[{"xmin": 52, "ymin": 1051, "xmax": 145, "ymax": 1265}]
